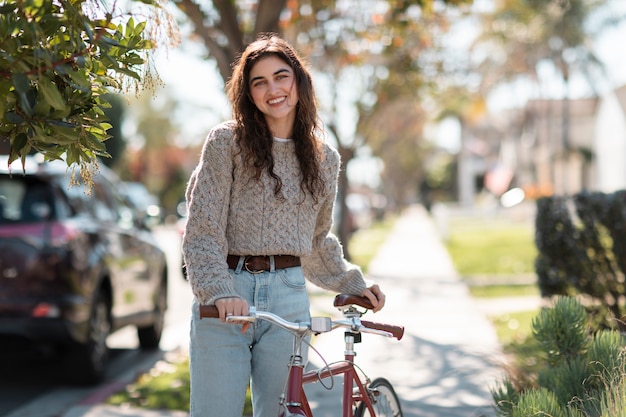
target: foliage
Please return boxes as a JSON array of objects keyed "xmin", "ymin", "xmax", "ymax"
[
  {"xmin": 472, "ymin": 0, "xmax": 619, "ymax": 93},
  {"xmin": 492, "ymin": 296, "xmax": 626, "ymax": 417},
  {"xmin": 0, "ymin": 0, "xmax": 172, "ymax": 182},
  {"xmin": 535, "ymin": 192, "xmax": 626, "ymax": 330},
  {"xmin": 175, "ymin": 0, "xmax": 473, "ymax": 85}
]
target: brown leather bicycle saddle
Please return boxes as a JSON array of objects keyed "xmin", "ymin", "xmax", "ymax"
[{"xmin": 333, "ymin": 294, "xmax": 375, "ymax": 310}]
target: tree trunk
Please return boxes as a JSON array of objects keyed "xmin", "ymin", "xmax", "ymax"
[{"xmin": 337, "ymin": 146, "xmax": 355, "ymax": 261}]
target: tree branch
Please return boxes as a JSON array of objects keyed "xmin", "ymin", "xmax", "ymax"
[
  {"xmin": 175, "ymin": 0, "xmax": 233, "ymax": 82},
  {"xmin": 255, "ymin": 0, "xmax": 287, "ymax": 35}
]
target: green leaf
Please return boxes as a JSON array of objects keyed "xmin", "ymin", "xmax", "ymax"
[
  {"xmin": 51, "ymin": 125, "xmax": 81, "ymax": 144},
  {"xmin": 66, "ymin": 70, "xmax": 92, "ymax": 91},
  {"xmin": 38, "ymin": 76, "xmax": 67, "ymax": 111},
  {"xmin": 12, "ymin": 73, "xmax": 30, "ymax": 95},
  {"xmin": 123, "ymin": 53, "xmax": 145, "ymax": 66},
  {"xmin": 13, "ymin": 132, "xmax": 28, "ymax": 154},
  {"xmin": 67, "ymin": 145, "xmax": 80, "ymax": 166},
  {"xmin": 116, "ymin": 67, "xmax": 142, "ymax": 81},
  {"xmin": 99, "ymin": 35, "xmax": 123, "ymax": 48},
  {"xmin": 5, "ymin": 111, "xmax": 24, "ymax": 124},
  {"xmin": 34, "ymin": 94, "xmax": 51, "ymax": 116},
  {"xmin": 12, "ymin": 74, "xmax": 36, "ymax": 118},
  {"xmin": 133, "ymin": 20, "xmax": 147, "ymax": 37},
  {"xmin": 81, "ymin": 131, "xmax": 107, "ymax": 152}
]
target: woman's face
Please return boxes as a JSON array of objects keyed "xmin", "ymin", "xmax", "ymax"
[{"xmin": 249, "ymin": 55, "xmax": 298, "ymax": 133}]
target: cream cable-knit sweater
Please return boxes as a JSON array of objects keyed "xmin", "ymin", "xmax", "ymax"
[{"xmin": 182, "ymin": 121, "xmax": 367, "ymax": 305}]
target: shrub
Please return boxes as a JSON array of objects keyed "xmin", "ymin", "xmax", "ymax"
[
  {"xmin": 535, "ymin": 192, "xmax": 626, "ymax": 330},
  {"xmin": 492, "ymin": 296, "xmax": 626, "ymax": 417}
]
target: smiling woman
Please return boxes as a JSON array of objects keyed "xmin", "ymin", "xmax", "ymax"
[{"xmin": 181, "ymin": 34, "xmax": 386, "ymax": 417}]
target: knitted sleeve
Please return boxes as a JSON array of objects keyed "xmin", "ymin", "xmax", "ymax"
[
  {"xmin": 300, "ymin": 146, "xmax": 368, "ymax": 296},
  {"xmin": 182, "ymin": 123, "xmax": 240, "ymax": 305}
]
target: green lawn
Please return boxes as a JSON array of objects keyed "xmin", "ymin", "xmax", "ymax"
[
  {"xmin": 444, "ymin": 217, "xmax": 537, "ymax": 277},
  {"xmin": 348, "ymin": 215, "xmax": 397, "ymax": 273},
  {"xmin": 470, "ymin": 284, "xmax": 539, "ymax": 298}
]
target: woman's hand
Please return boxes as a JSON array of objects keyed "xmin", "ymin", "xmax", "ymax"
[
  {"xmin": 361, "ymin": 284, "xmax": 385, "ymax": 313},
  {"xmin": 215, "ymin": 297, "xmax": 250, "ymax": 333}
]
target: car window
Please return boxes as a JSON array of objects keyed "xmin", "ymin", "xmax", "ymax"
[
  {"xmin": 60, "ymin": 172, "xmax": 137, "ymax": 228},
  {"xmin": 97, "ymin": 176, "xmax": 137, "ymax": 229},
  {"xmin": 0, "ymin": 177, "xmax": 54, "ymax": 223}
]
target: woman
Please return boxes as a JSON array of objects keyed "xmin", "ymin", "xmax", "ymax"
[{"xmin": 182, "ymin": 33, "xmax": 386, "ymax": 417}]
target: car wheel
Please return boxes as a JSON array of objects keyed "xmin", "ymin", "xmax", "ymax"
[
  {"xmin": 70, "ymin": 290, "xmax": 111, "ymax": 384},
  {"xmin": 137, "ymin": 280, "xmax": 167, "ymax": 350}
]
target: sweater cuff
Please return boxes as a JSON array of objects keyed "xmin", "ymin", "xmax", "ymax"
[{"xmin": 193, "ymin": 281, "xmax": 239, "ymax": 306}]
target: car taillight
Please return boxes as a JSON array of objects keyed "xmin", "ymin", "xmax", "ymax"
[
  {"xmin": 49, "ymin": 222, "xmax": 80, "ymax": 247},
  {"xmin": 31, "ymin": 302, "xmax": 61, "ymax": 318}
]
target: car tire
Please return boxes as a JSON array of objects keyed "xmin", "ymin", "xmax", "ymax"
[
  {"xmin": 137, "ymin": 280, "xmax": 167, "ymax": 350},
  {"xmin": 70, "ymin": 290, "xmax": 111, "ymax": 384}
]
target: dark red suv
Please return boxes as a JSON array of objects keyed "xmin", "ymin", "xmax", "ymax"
[{"xmin": 0, "ymin": 155, "xmax": 168, "ymax": 384}]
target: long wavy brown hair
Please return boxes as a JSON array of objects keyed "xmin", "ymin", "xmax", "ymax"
[{"xmin": 226, "ymin": 33, "xmax": 325, "ymax": 202}]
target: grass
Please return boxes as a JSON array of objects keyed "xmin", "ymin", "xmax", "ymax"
[
  {"xmin": 490, "ymin": 309, "xmax": 543, "ymax": 388},
  {"xmin": 348, "ymin": 214, "xmax": 397, "ymax": 273},
  {"xmin": 491, "ymin": 310, "xmax": 537, "ymax": 345},
  {"xmin": 107, "ymin": 351, "xmax": 191, "ymax": 411},
  {"xmin": 470, "ymin": 284, "xmax": 539, "ymax": 298},
  {"xmin": 444, "ymin": 217, "xmax": 537, "ymax": 277}
]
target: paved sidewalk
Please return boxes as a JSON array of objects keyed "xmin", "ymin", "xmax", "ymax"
[
  {"xmin": 62, "ymin": 204, "xmax": 520, "ymax": 417},
  {"xmin": 303, "ymin": 205, "xmax": 507, "ymax": 417}
]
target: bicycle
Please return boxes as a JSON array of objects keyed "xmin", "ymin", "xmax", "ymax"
[{"xmin": 199, "ymin": 294, "xmax": 405, "ymax": 417}]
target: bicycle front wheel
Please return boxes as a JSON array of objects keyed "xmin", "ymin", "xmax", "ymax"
[{"xmin": 355, "ymin": 377, "xmax": 403, "ymax": 417}]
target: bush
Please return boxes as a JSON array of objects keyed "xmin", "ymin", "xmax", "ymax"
[
  {"xmin": 492, "ymin": 296, "xmax": 626, "ymax": 417},
  {"xmin": 535, "ymin": 192, "xmax": 626, "ymax": 330}
]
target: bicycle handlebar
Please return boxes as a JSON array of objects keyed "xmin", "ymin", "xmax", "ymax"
[{"xmin": 198, "ymin": 300, "xmax": 404, "ymax": 341}]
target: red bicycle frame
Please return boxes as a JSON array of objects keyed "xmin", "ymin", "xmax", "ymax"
[{"xmin": 280, "ymin": 331, "xmax": 376, "ymax": 417}]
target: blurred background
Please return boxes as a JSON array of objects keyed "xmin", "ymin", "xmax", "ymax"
[{"xmin": 101, "ymin": 0, "xmax": 626, "ymax": 257}]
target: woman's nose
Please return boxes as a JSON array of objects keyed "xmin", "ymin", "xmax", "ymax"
[{"xmin": 268, "ymin": 80, "xmax": 281, "ymax": 93}]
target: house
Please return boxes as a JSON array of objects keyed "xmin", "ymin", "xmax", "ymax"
[
  {"xmin": 594, "ymin": 84, "xmax": 626, "ymax": 192},
  {"xmin": 456, "ymin": 93, "xmax": 604, "ymax": 206}
]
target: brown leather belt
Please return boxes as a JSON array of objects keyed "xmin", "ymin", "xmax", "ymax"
[{"xmin": 227, "ymin": 255, "xmax": 301, "ymax": 273}]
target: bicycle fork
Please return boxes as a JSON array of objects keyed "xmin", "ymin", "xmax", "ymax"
[
  {"xmin": 279, "ymin": 332, "xmax": 378, "ymax": 417},
  {"xmin": 279, "ymin": 335, "xmax": 310, "ymax": 417}
]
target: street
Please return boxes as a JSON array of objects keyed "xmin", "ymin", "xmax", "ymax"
[{"xmin": 0, "ymin": 226, "xmax": 192, "ymax": 417}]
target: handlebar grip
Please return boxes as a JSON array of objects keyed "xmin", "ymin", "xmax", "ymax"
[
  {"xmin": 199, "ymin": 304, "xmax": 219, "ymax": 318},
  {"xmin": 361, "ymin": 320, "xmax": 404, "ymax": 340}
]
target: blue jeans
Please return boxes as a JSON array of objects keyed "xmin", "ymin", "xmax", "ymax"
[{"xmin": 189, "ymin": 266, "xmax": 310, "ymax": 417}]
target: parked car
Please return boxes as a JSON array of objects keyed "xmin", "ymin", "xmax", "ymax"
[{"xmin": 0, "ymin": 155, "xmax": 168, "ymax": 384}]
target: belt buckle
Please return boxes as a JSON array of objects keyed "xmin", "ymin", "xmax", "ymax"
[{"xmin": 244, "ymin": 256, "xmax": 265, "ymax": 274}]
